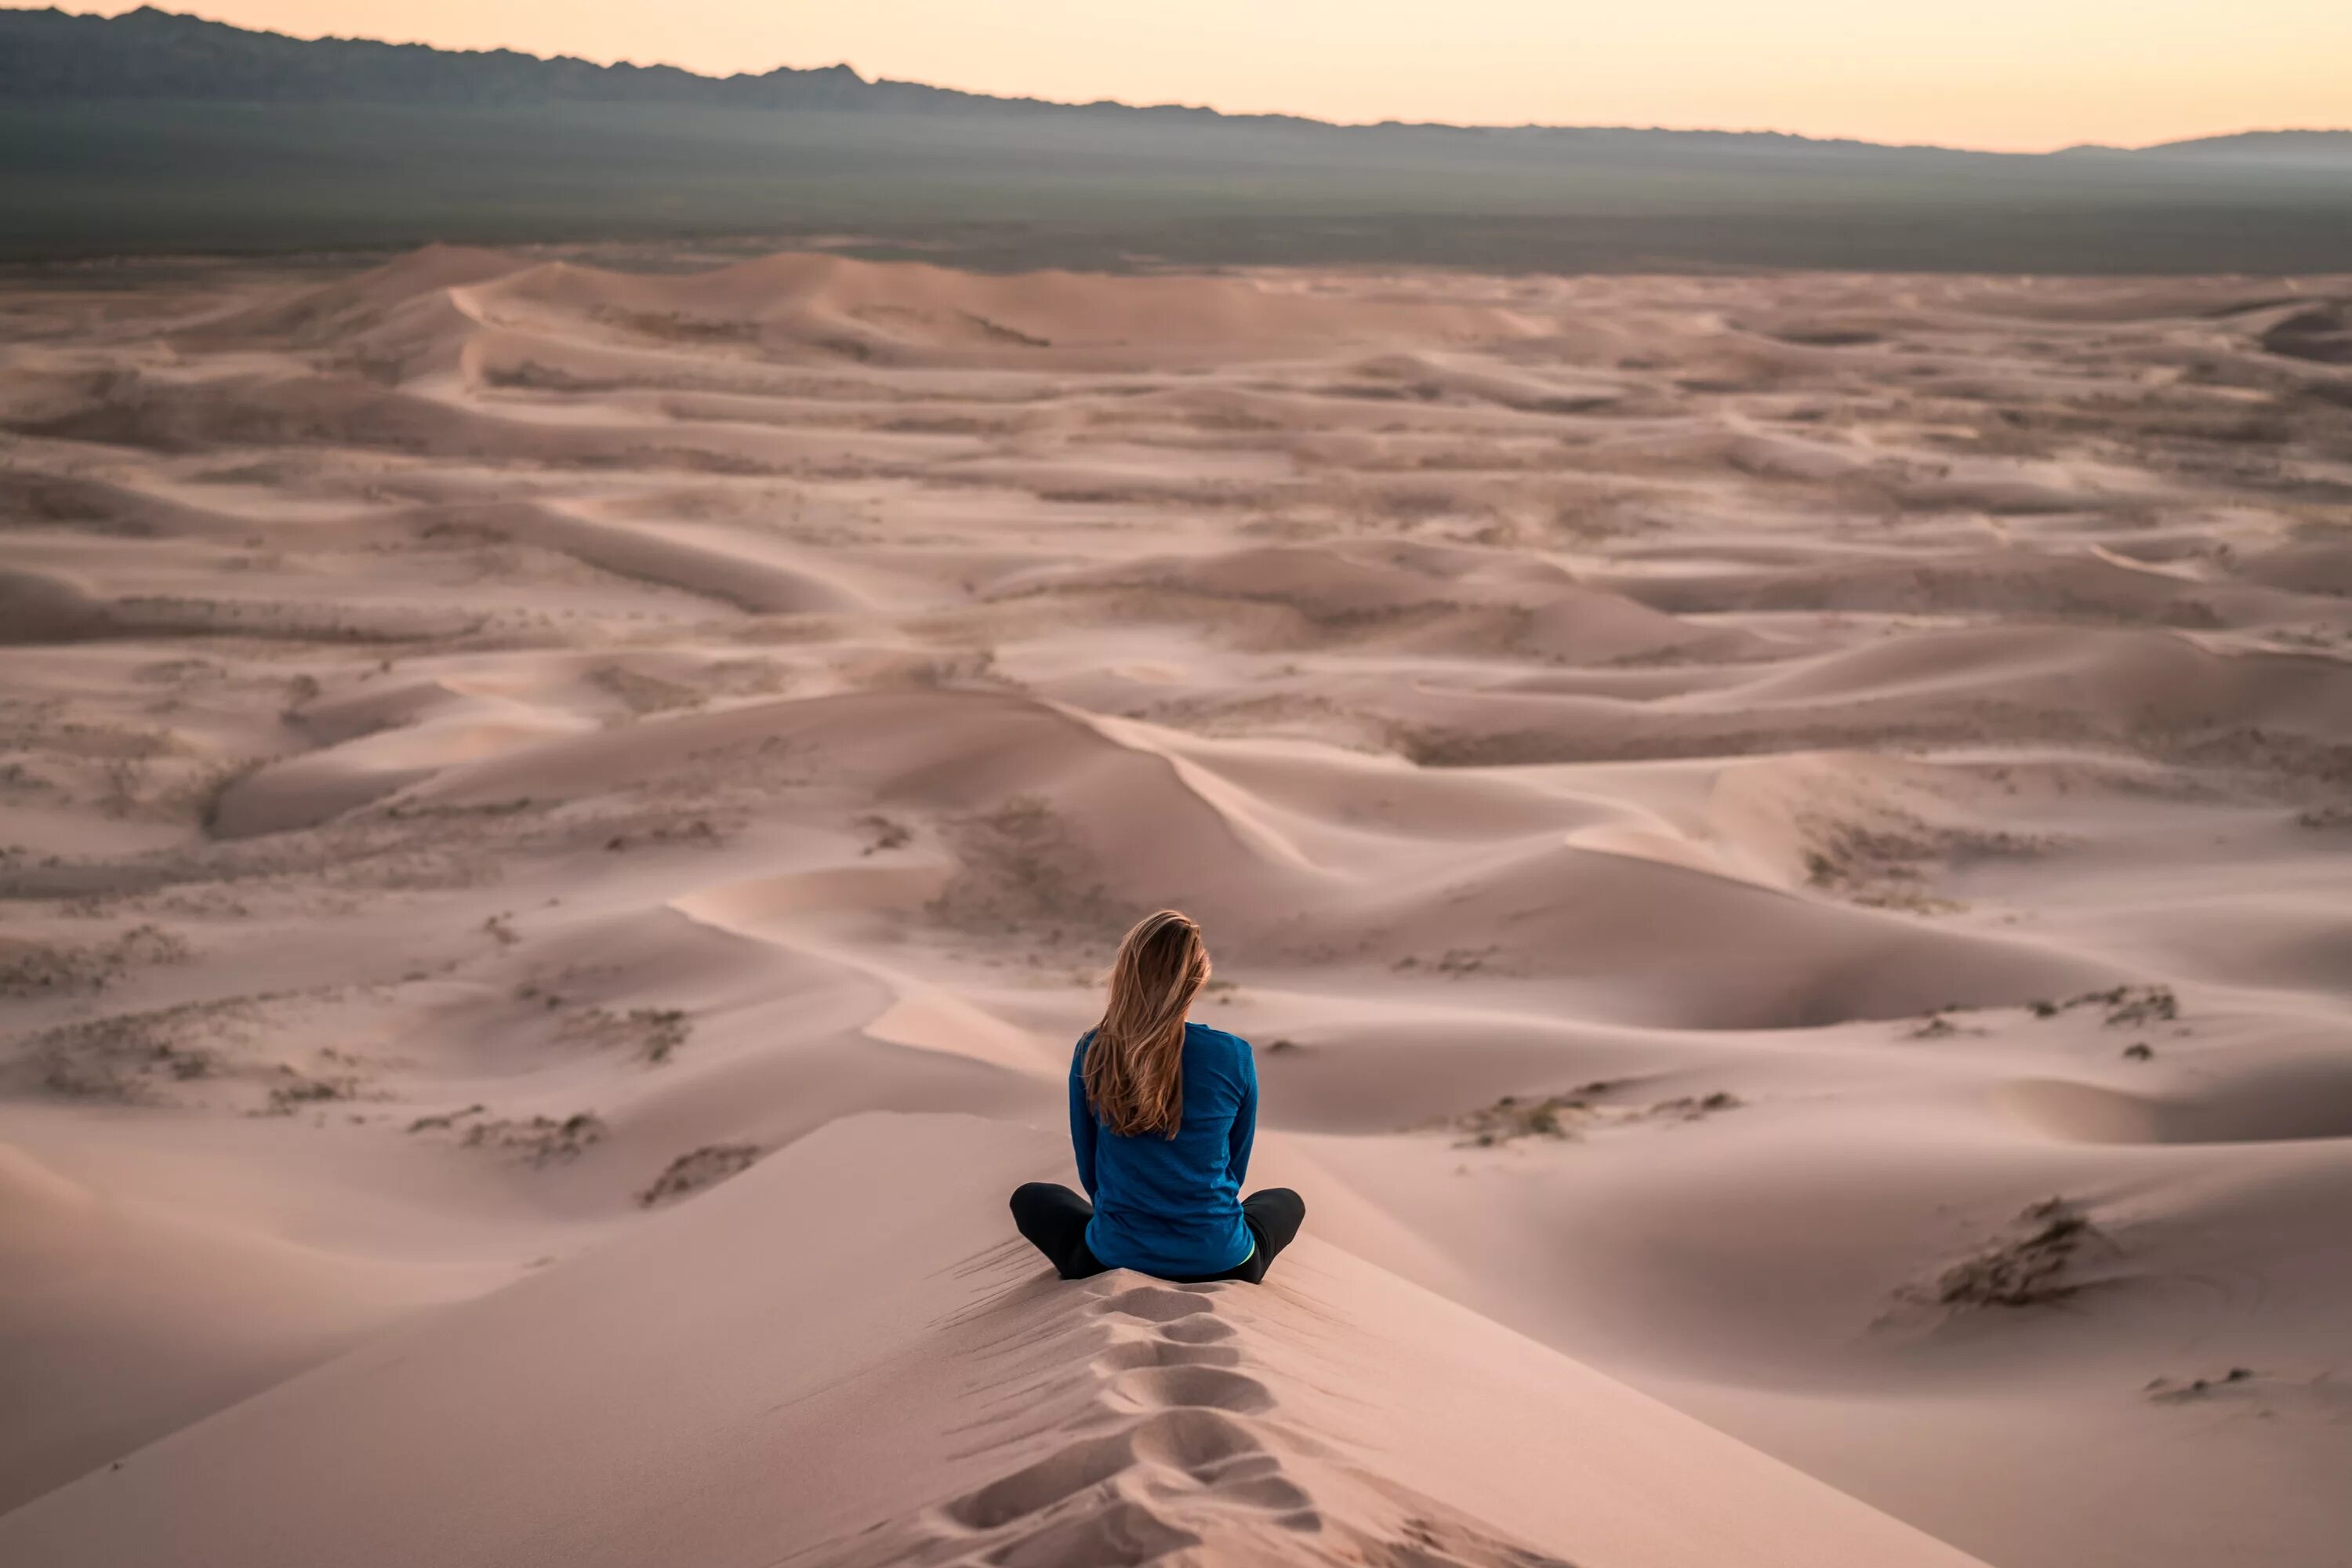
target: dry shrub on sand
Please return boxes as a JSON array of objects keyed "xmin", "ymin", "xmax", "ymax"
[
  {"xmin": 638, "ymin": 1144, "xmax": 763, "ymax": 1207},
  {"xmin": 1933, "ymin": 1198, "xmax": 2107, "ymax": 1309},
  {"xmin": 2146, "ymin": 1367, "xmax": 2257, "ymax": 1403},
  {"xmin": 2024, "ymin": 985, "xmax": 2179, "ymax": 1028},
  {"xmin": 1455, "ymin": 1091, "xmax": 1593, "ymax": 1145},
  {"xmin": 924, "ymin": 794, "xmax": 1131, "ymax": 942},
  {"xmin": 558, "ymin": 1005, "xmax": 692, "ymax": 1064},
  {"xmin": 13, "ymin": 993, "xmax": 264, "ymax": 1102},
  {"xmin": 1451, "ymin": 1084, "xmax": 1734, "ymax": 1146},
  {"xmin": 0, "ymin": 923, "xmax": 189, "ymax": 997},
  {"xmin": 263, "ymin": 1066, "xmax": 360, "ymax": 1115},
  {"xmin": 405, "ymin": 1108, "xmax": 608, "ymax": 1166}
]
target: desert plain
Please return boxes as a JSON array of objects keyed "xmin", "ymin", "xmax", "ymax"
[{"xmin": 2, "ymin": 249, "xmax": 2349, "ymax": 1568}]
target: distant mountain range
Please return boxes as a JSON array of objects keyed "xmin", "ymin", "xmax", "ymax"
[
  {"xmin": 2062, "ymin": 130, "xmax": 2352, "ymax": 165},
  {"xmin": 3, "ymin": 5, "xmax": 2348, "ymax": 268},
  {"xmin": 7, "ymin": 5, "xmax": 2347, "ymax": 159}
]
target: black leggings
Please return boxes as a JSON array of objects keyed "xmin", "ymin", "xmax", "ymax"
[{"xmin": 1010, "ymin": 1182, "xmax": 1305, "ymax": 1284}]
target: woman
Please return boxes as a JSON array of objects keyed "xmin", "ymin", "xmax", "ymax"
[{"xmin": 1011, "ymin": 909, "xmax": 1305, "ymax": 1283}]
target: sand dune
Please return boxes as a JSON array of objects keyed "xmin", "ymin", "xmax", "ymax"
[
  {"xmin": 3, "ymin": 250, "xmax": 2349, "ymax": 1567},
  {"xmin": 454, "ymin": 252, "xmax": 1545, "ymax": 370},
  {"xmin": 0, "ymin": 1116, "xmax": 1988, "ymax": 1568},
  {"xmin": 0, "ymin": 1138, "xmax": 477, "ymax": 1513}
]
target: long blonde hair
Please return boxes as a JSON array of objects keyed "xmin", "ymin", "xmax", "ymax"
[{"xmin": 1084, "ymin": 909, "xmax": 1211, "ymax": 1138}]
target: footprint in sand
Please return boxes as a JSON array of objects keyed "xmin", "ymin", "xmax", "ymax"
[
  {"xmin": 803, "ymin": 1276, "xmax": 1574, "ymax": 1567},
  {"xmin": 1107, "ymin": 1363, "xmax": 1279, "ymax": 1417},
  {"xmin": 873, "ymin": 1283, "xmax": 1309, "ymax": 1564},
  {"xmin": 1090, "ymin": 1283, "xmax": 1221, "ymax": 1323}
]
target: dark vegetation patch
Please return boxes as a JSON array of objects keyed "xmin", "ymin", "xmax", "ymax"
[
  {"xmin": 1454, "ymin": 1091, "xmax": 1594, "ymax": 1145},
  {"xmin": 378, "ymin": 797, "xmax": 542, "ymax": 823},
  {"xmin": 594, "ymin": 307, "xmax": 760, "ymax": 346},
  {"xmin": 1448, "ymin": 1082, "xmax": 1731, "ymax": 1146},
  {"xmin": 603, "ymin": 818, "xmax": 721, "ymax": 852},
  {"xmin": 480, "ymin": 360, "xmax": 622, "ymax": 394},
  {"xmin": 0, "ymin": 922, "xmax": 188, "ymax": 996},
  {"xmin": 1800, "ymin": 813, "xmax": 2051, "ymax": 914},
  {"xmin": 261, "ymin": 1062, "xmax": 361, "ymax": 1114},
  {"xmin": 1929, "ymin": 1197, "xmax": 2107, "ymax": 1309},
  {"xmin": 465, "ymin": 1112, "xmax": 607, "ymax": 1166},
  {"xmin": 2146, "ymin": 1367, "xmax": 2258, "ymax": 1403},
  {"xmin": 2024, "ymin": 985, "xmax": 2180, "ymax": 1027},
  {"xmin": 925, "ymin": 794, "xmax": 1131, "ymax": 944},
  {"xmin": 10, "ymin": 993, "xmax": 273, "ymax": 1101},
  {"xmin": 1392, "ymin": 946, "xmax": 1504, "ymax": 978},
  {"xmin": 405, "ymin": 1104, "xmax": 604, "ymax": 1163},
  {"xmin": 1650, "ymin": 1091, "xmax": 1744, "ymax": 1121},
  {"xmin": 638, "ymin": 1143, "xmax": 762, "ymax": 1206},
  {"xmin": 1773, "ymin": 329, "xmax": 1884, "ymax": 347},
  {"xmin": 557, "ymin": 1004, "xmax": 692, "ymax": 1064}
]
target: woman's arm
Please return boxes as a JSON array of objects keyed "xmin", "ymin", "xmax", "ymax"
[
  {"xmin": 1069, "ymin": 1047, "xmax": 1098, "ymax": 1199},
  {"xmin": 1226, "ymin": 1042, "xmax": 1258, "ymax": 1189}
]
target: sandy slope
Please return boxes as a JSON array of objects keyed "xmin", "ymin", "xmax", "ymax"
[
  {"xmin": 2, "ymin": 249, "xmax": 2349, "ymax": 1565},
  {"xmin": 0, "ymin": 1115, "xmax": 1989, "ymax": 1568}
]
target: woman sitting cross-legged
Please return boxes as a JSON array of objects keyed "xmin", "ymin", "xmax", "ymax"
[{"xmin": 1011, "ymin": 909, "xmax": 1305, "ymax": 1284}]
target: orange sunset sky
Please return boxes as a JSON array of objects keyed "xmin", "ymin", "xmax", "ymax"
[{"xmin": 56, "ymin": 2, "xmax": 2352, "ymax": 152}]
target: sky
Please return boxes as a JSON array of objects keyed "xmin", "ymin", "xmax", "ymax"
[{"xmin": 74, "ymin": 1, "xmax": 2352, "ymax": 152}]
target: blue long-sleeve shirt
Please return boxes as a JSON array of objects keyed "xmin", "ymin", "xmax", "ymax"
[{"xmin": 1070, "ymin": 1022, "xmax": 1257, "ymax": 1278}]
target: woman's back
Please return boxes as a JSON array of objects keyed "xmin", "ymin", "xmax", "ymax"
[
  {"xmin": 1008, "ymin": 909, "xmax": 1302, "ymax": 1286},
  {"xmin": 1069, "ymin": 1021, "xmax": 1256, "ymax": 1277}
]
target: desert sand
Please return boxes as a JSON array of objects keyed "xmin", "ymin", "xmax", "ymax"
[{"xmin": 2, "ymin": 249, "xmax": 2348, "ymax": 1567}]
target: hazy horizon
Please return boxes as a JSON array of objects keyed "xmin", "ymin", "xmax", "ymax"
[{"xmin": 32, "ymin": 0, "xmax": 2352, "ymax": 154}]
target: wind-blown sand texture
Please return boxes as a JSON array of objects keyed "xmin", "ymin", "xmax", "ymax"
[{"xmin": 2, "ymin": 249, "xmax": 2349, "ymax": 1568}]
